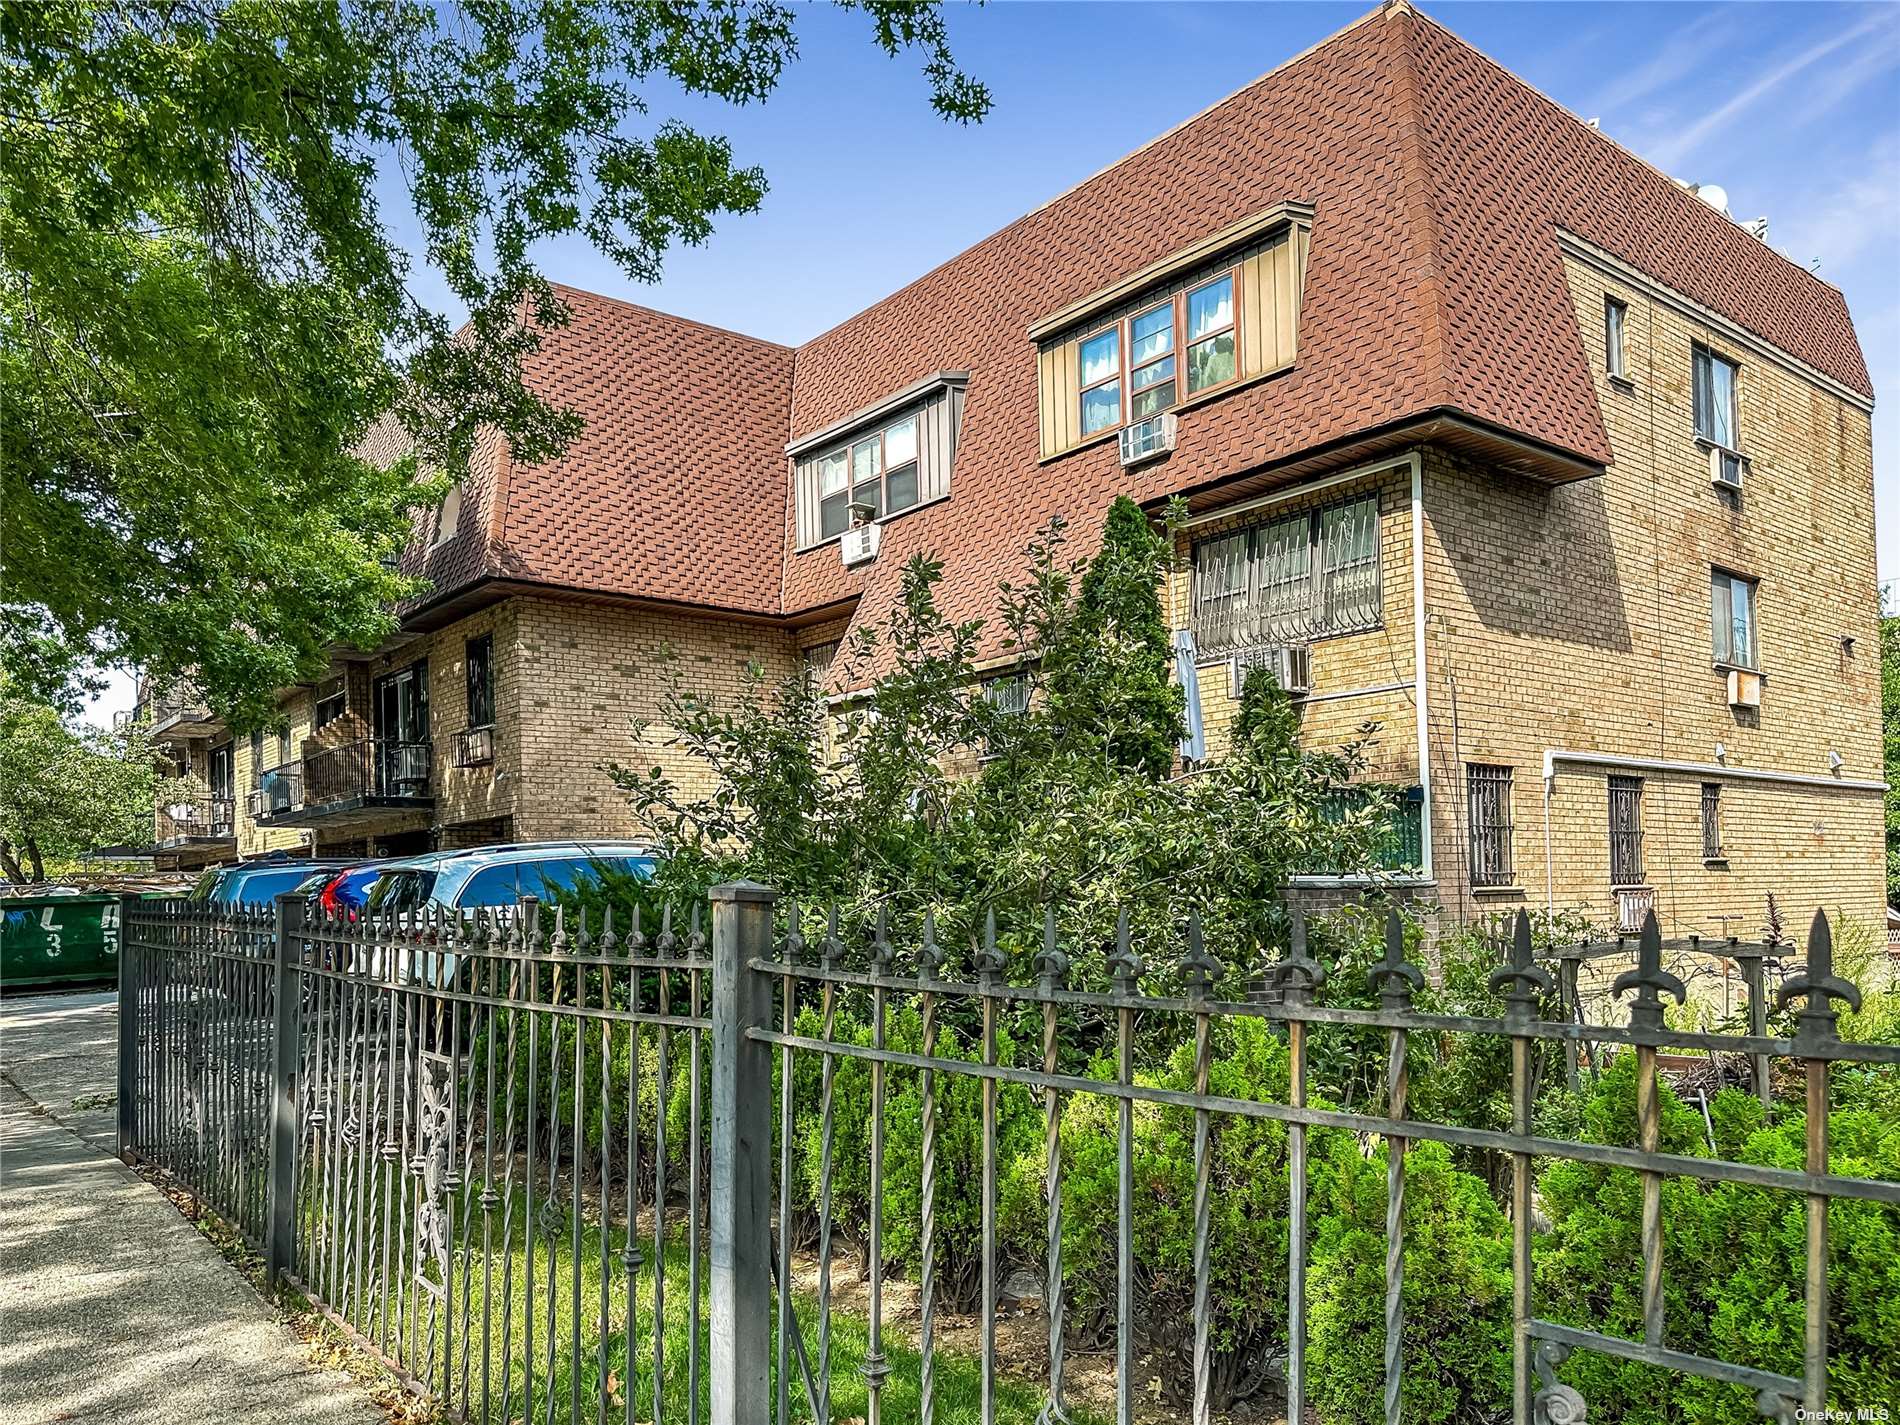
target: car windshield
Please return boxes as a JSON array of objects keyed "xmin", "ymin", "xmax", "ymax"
[
  {"xmin": 223, "ymin": 868, "xmax": 316, "ymax": 906},
  {"xmin": 190, "ymin": 870, "xmax": 223, "ymax": 901}
]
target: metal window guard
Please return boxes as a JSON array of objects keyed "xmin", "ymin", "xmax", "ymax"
[{"xmin": 116, "ymin": 891, "xmax": 1894, "ymax": 1425}]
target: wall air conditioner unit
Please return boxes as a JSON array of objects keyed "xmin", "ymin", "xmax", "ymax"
[
  {"xmin": 1118, "ymin": 412, "xmax": 1177, "ymax": 467},
  {"xmin": 1708, "ymin": 444, "xmax": 1747, "ymax": 491},
  {"xmin": 840, "ymin": 521, "xmax": 881, "ymax": 568},
  {"xmin": 1229, "ymin": 643, "xmax": 1311, "ymax": 698},
  {"xmin": 1727, "ymin": 667, "xmax": 1762, "ymax": 709}
]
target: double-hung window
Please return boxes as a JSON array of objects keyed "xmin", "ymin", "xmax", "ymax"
[
  {"xmin": 1190, "ymin": 494, "xmax": 1381, "ymax": 653},
  {"xmin": 1604, "ymin": 297, "xmax": 1628, "ymax": 381},
  {"xmin": 1185, "ymin": 274, "xmax": 1236, "ymax": 394},
  {"xmin": 816, "ymin": 414, "xmax": 922, "ymax": 538},
  {"xmin": 1692, "ymin": 346, "xmax": 1738, "ymax": 446},
  {"xmin": 1076, "ymin": 270, "xmax": 1242, "ymax": 435},
  {"xmin": 1711, "ymin": 569, "xmax": 1757, "ymax": 669}
]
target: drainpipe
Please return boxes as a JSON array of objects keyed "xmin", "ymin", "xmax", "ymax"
[{"xmin": 1409, "ymin": 453, "xmax": 1433, "ymax": 881}]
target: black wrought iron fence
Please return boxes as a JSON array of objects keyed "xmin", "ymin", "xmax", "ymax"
[{"xmin": 117, "ymin": 888, "xmax": 1899, "ymax": 1425}]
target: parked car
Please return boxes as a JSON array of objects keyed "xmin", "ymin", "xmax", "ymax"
[
  {"xmin": 363, "ymin": 842, "xmax": 657, "ymax": 917},
  {"xmin": 289, "ymin": 861, "xmax": 393, "ymax": 919},
  {"xmin": 191, "ymin": 858, "xmax": 354, "ymax": 908}
]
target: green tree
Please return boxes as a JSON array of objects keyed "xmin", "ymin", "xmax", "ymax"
[
  {"xmin": 0, "ymin": 0, "xmax": 987, "ymax": 727},
  {"xmin": 1882, "ymin": 597, "xmax": 1900, "ymax": 904},
  {"xmin": 1034, "ymin": 495, "xmax": 1186, "ymax": 779},
  {"xmin": 0, "ymin": 676, "xmax": 160, "ymax": 879}
]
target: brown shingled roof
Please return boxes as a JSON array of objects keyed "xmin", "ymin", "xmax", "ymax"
[{"xmin": 404, "ymin": 1, "xmax": 1871, "ymax": 655}]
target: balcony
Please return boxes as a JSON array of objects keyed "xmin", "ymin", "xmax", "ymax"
[
  {"xmin": 155, "ymin": 796, "xmax": 236, "ymax": 847},
  {"xmin": 250, "ymin": 737, "xmax": 434, "ymax": 828},
  {"xmin": 125, "ymin": 679, "xmax": 221, "ymax": 742}
]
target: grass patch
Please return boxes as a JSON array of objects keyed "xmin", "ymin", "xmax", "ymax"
[{"xmin": 296, "ymin": 1172, "xmax": 1102, "ymax": 1424}]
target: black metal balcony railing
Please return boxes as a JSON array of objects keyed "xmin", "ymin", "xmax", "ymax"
[
  {"xmin": 251, "ymin": 737, "xmax": 432, "ymax": 823},
  {"xmin": 452, "ymin": 724, "xmax": 495, "ymax": 768},
  {"xmin": 155, "ymin": 797, "xmax": 236, "ymax": 844},
  {"xmin": 129, "ymin": 679, "xmax": 216, "ymax": 736}
]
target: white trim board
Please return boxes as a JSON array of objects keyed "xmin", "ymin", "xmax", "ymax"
[
  {"xmin": 1541, "ymin": 748, "xmax": 1884, "ymax": 794},
  {"xmin": 1555, "ymin": 229, "xmax": 1874, "ymax": 415}
]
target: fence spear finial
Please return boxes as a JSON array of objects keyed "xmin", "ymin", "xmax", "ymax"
[
  {"xmin": 1612, "ymin": 909, "xmax": 1685, "ymax": 1030},
  {"xmin": 1774, "ymin": 908, "xmax": 1861, "ymax": 1057},
  {"xmin": 1489, "ymin": 908, "xmax": 1553, "ymax": 1022},
  {"xmin": 1369, "ymin": 907, "xmax": 1423, "ymax": 1010}
]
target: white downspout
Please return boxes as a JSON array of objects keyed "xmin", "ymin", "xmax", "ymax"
[{"xmin": 1409, "ymin": 453, "xmax": 1433, "ymax": 881}]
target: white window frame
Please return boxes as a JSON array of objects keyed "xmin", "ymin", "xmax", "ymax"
[{"xmin": 1604, "ymin": 296, "xmax": 1628, "ymax": 381}]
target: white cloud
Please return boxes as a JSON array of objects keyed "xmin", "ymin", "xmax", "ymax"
[
  {"xmin": 1772, "ymin": 133, "xmax": 1900, "ymax": 275},
  {"xmin": 1644, "ymin": 7, "xmax": 1900, "ymax": 171},
  {"xmin": 1589, "ymin": 9, "xmax": 1739, "ymax": 114}
]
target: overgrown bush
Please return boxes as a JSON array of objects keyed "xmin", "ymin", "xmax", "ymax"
[
  {"xmin": 1306, "ymin": 1136, "xmax": 1512, "ymax": 1425},
  {"xmin": 1536, "ymin": 1058, "xmax": 1900, "ymax": 1421}
]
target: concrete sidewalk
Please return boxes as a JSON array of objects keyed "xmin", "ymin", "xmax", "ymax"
[{"xmin": 0, "ymin": 990, "xmax": 381, "ymax": 1425}]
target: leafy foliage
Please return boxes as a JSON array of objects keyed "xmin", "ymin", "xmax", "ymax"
[
  {"xmin": 1536, "ymin": 1059, "xmax": 1900, "ymax": 1421},
  {"xmin": 614, "ymin": 507, "xmax": 1390, "ymax": 981},
  {"xmin": 0, "ymin": 0, "xmax": 987, "ymax": 724},
  {"xmin": 0, "ymin": 675, "xmax": 162, "ymax": 878},
  {"xmin": 1882, "ymin": 603, "xmax": 1900, "ymax": 904}
]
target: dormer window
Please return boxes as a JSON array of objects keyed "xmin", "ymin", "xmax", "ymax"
[
  {"xmin": 791, "ymin": 373, "xmax": 965, "ymax": 550},
  {"xmin": 1074, "ymin": 272, "xmax": 1240, "ymax": 438},
  {"xmin": 1032, "ymin": 203, "xmax": 1311, "ymax": 460}
]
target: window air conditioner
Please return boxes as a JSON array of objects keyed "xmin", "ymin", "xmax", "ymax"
[
  {"xmin": 1118, "ymin": 412, "xmax": 1177, "ymax": 467},
  {"xmin": 840, "ymin": 521, "xmax": 881, "ymax": 568},
  {"xmin": 1229, "ymin": 643, "xmax": 1311, "ymax": 698},
  {"xmin": 1708, "ymin": 444, "xmax": 1747, "ymax": 491},
  {"xmin": 1726, "ymin": 667, "xmax": 1761, "ymax": 709}
]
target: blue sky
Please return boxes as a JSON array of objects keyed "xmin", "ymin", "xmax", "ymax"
[{"xmin": 83, "ymin": 1, "xmax": 1900, "ymax": 719}]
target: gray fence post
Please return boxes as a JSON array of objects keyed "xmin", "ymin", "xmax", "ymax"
[
  {"xmin": 709, "ymin": 880, "xmax": 775, "ymax": 1425},
  {"xmin": 115, "ymin": 893, "xmax": 138, "ymax": 1164},
  {"xmin": 265, "ymin": 892, "xmax": 304, "ymax": 1289}
]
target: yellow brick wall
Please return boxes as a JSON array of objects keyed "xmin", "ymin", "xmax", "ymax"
[
  {"xmin": 234, "ymin": 694, "xmax": 317, "ymax": 857},
  {"xmin": 507, "ymin": 596, "xmax": 801, "ymax": 842},
  {"xmin": 1408, "ymin": 255, "xmax": 1880, "ymax": 934},
  {"xmin": 1165, "ymin": 258, "xmax": 1880, "ymax": 939}
]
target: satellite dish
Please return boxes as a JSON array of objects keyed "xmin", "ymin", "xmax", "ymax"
[{"xmin": 1693, "ymin": 183, "xmax": 1730, "ymax": 215}]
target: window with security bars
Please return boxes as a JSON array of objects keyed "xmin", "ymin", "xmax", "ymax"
[
  {"xmin": 1701, "ymin": 782, "xmax": 1723, "ymax": 861},
  {"xmin": 1191, "ymin": 494, "xmax": 1380, "ymax": 654},
  {"xmin": 1465, "ymin": 764, "xmax": 1514, "ymax": 887},
  {"xmin": 1608, "ymin": 775, "xmax": 1645, "ymax": 886}
]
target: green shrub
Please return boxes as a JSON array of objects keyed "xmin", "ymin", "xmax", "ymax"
[
  {"xmin": 1060, "ymin": 1016, "xmax": 1305, "ymax": 1412},
  {"xmin": 1306, "ymin": 1136, "xmax": 1512, "ymax": 1425},
  {"xmin": 1536, "ymin": 1059, "xmax": 1900, "ymax": 1421},
  {"xmin": 788, "ymin": 1001, "xmax": 1043, "ymax": 1309}
]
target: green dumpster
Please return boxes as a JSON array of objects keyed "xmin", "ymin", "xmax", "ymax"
[{"xmin": 1, "ymin": 892, "xmax": 120, "ymax": 988}]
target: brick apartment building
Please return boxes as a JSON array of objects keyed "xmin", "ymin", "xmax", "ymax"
[{"xmin": 141, "ymin": 1, "xmax": 1883, "ymax": 934}]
